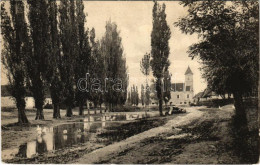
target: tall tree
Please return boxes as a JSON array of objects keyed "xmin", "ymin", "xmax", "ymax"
[
  {"xmin": 135, "ymin": 86, "xmax": 139, "ymax": 106},
  {"xmin": 140, "ymin": 53, "xmax": 151, "ymax": 84},
  {"xmin": 27, "ymin": 0, "xmax": 51, "ymax": 120},
  {"xmin": 127, "ymin": 91, "xmax": 131, "ymax": 104},
  {"xmin": 145, "ymin": 84, "xmax": 151, "ymax": 106},
  {"xmin": 89, "ymin": 28, "xmax": 104, "ymax": 112},
  {"xmin": 130, "ymin": 85, "xmax": 136, "ymax": 105},
  {"xmin": 150, "ymin": 2, "xmax": 171, "ymax": 116},
  {"xmin": 47, "ymin": 0, "xmax": 63, "ymax": 119},
  {"xmin": 175, "ymin": 1, "xmax": 258, "ymax": 132},
  {"xmin": 59, "ymin": 0, "xmax": 77, "ymax": 117},
  {"xmin": 74, "ymin": 0, "xmax": 90, "ymax": 116},
  {"xmin": 141, "ymin": 84, "xmax": 145, "ymax": 107},
  {"xmin": 1, "ymin": 1, "xmax": 29, "ymax": 123},
  {"xmin": 140, "ymin": 53, "xmax": 151, "ymax": 108},
  {"xmin": 101, "ymin": 20, "xmax": 128, "ymax": 111}
]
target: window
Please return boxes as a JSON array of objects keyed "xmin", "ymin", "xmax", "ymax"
[
  {"xmin": 186, "ymin": 86, "xmax": 190, "ymax": 91},
  {"xmin": 184, "ymin": 102, "xmax": 186, "ymax": 104},
  {"xmin": 180, "ymin": 102, "xmax": 182, "ymax": 104},
  {"xmin": 187, "ymin": 94, "xmax": 189, "ymax": 98},
  {"xmin": 177, "ymin": 95, "xmax": 179, "ymax": 99}
]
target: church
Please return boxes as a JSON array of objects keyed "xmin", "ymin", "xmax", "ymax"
[{"xmin": 169, "ymin": 66, "xmax": 194, "ymax": 105}]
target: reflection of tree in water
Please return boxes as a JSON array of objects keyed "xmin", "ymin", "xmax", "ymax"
[
  {"xmin": 16, "ymin": 136, "xmax": 47, "ymax": 158},
  {"xmin": 53, "ymin": 125, "xmax": 66, "ymax": 150},
  {"xmin": 36, "ymin": 135, "xmax": 47, "ymax": 155},
  {"xmin": 16, "ymin": 144, "xmax": 27, "ymax": 158},
  {"xmin": 53, "ymin": 123, "xmax": 89, "ymax": 149},
  {"xmin": 16, "ymin": 123, "xmax": 100, "ymax": 158}
]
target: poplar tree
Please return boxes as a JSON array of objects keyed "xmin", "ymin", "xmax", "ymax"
[
  {"xmin": 1, "ymin": 1, "xmax": 30, "ymax": 123},
  {"xmin": 74, "ymin": 0, "xmax": 91, "ymax": 116},
  {"xmin": 59, "ymin": 0, "xmax": 77, "ymax": 117},
  {"xmin": 48, "ymin": 0, "xmax": 63, "ymax": 119},
  {"xmin": 150, "ymin": 2, "xmax": 171, "ymax": 116},
  {"xmin": 27, "ymin": 0, "xmax": 51, "ymax": 120},
  {"xmin": 101, "ymin": 20, "xmax": 128, "ymax": 111},
  {"xmin": 135, "ymin": 86, "xmax": 139, "ymax": 106},
  {"xmin": 89, "ymin": 28, "xmax": 104, "ymax": 112},
  {"xmin": 141, "ymin": 84, "xmax": 145, "ymax": 107}
]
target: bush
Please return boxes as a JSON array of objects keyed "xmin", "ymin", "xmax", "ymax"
[
  {"xmin": 110, "ymin": 105, "xmax": 141, "ymax": 112},
  {"xmin": 197, "ymin": 99, "xmax": 234, "ymax": 107}
]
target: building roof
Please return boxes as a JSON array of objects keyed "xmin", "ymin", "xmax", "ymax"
[
  {"xmin": 202, "ymin": 88, "xmax": 218, "ymax": 98},
  {"xmin": 185, "ymin": 66, "xmax": 193, "ymax": 75},
  {"xmin": 171, "ymin": 83, "xmax": 184, "ymax": 92}
]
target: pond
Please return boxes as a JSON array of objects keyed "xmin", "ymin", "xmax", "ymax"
[{"xmin": 2, "ymin": 112, "xmax": 158, "ymax": 160}]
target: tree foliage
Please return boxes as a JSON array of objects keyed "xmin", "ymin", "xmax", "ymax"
[
  {"xmin": 27, "ymin": 0, "xmax": 52, "ymax": 120},
  {"xmin": 1, "ymin": 1, "xmax": 29, "ymax": 123},
  {"xmin": 59, "ymin": 0, "xmax": 78, "ymax": 117},
  {"xmin": 48, "ymin": 0, "xmax": 63, "ymax": 119},
  {"xmin": 150, "ymin": 2, "xmax": 171, "ymax": 115},
  {"xmin": 175, "ymin": 1, "xmax": 258, "ymax": 131},
  {"xmin": 101, "ymin": 20, "xmax": 128, "ymax": 110},
  {"xmin": 140, "ymin": 53, "xmax": 151, "ymax": 80},
  {"xmin": 74, "ymin": 0, "xmax": 91, "ymax": 116}
]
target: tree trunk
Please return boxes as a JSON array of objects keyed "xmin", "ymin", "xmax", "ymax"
[
  {"xmin": 108, "ymin": 103, "xmax": 112, "ymax": 112},
  {"xmin": 159, "ymin": 99, "xmax": 163, "ymax": 116},
  {"xmin": 233, "ymin": 91, "xmax": 248, "ymax": 133},
  {"xmin": 16, "ymin": 97, "xmax": 29, "ymax": 124},
  {"xmin": 100, "ymin": 104, "xmax": 102, "ymax": 114},
  {"xmin": 79, "ymin": 102, "xmax": 84, "ymax": 116},
  {"xmin": 258, "ymin": 50, "xmax": 260, "ymax": 129},
  {"xmin": 35, "ymin": 107, "xmax": 44, "ymax": 120},
  {"xmin": 34, "ymin": 95, "xmax": 45, "ymax": 120},
  {"xmin": 18, "ymin": 106, "xmax": 29, "ymax": 124},
  {"xmin": 66, "ymin": 106, "xmax": 73, "ymax": 117},
  {"xmin": 156, "ymin": 78, "xmax": 163, "ymax": 116},
  {"xmin": 94, "ymin": 102, "xmax": 98, "ymax": 108},
  {"xmin": 53, "ymin": 103, "xmax": 61, "ymax": 119}
]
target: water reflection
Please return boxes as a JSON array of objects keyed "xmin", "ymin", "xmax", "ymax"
[
  {"xmin": 80, "ymin": 113, "xmax": 153, "ymax": 122},
  {"xmin": 26, "ymin": 141, "xmax": 36, "ymax": 158},
  {"xmin": 10, "ymin": 112, "xmax": 156, "ymax": 159}
]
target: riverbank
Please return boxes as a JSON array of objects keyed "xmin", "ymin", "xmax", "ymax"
[{"xmin": 1, "ymin": 108, "xmax": 171, "ymax": 163}]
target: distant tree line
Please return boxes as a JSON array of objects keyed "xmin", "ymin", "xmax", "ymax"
[{"xmin": 1, "ymin": 0, "xmax": 128, "ymax": 123}]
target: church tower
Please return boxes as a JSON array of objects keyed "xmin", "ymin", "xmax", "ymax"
[{"xmin": 185, "ymin": 66, "xmax": 193, "ymax": 92}]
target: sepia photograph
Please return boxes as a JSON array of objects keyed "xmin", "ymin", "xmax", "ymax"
[{"xmin": 0, "ymin": 0, "xmax": 259, "ymax": 164}]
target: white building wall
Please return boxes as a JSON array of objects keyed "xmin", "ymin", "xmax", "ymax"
[
  {"xmin": 1, "ymin": 96, "xmax": 52, "ymax": 108},
  {"xmin": 169, "ymin": 91, "xmax": 194, "ymax": 105}
]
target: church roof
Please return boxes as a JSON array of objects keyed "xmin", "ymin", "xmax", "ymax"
[{"xmin": 185, "ymin": 66, "xmax": 193, "ymax": 75}]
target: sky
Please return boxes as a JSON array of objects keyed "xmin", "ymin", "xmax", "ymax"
[{"xmin": 1, "ymin": 1, "xmax": 207, "ymax": 94}]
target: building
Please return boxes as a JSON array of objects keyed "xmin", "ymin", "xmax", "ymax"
[{"xmin": 169, "ymin": 66, "xmax": 194, "ymax": 105}]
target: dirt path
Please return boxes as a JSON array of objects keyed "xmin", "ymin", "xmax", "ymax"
[{"xmin": 73, "ymin": 106, "xmax": 205, "ymax": 164}]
